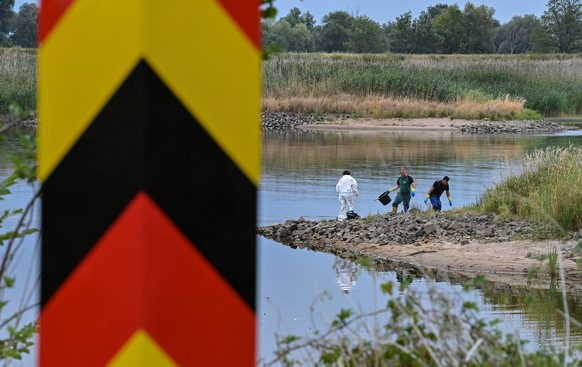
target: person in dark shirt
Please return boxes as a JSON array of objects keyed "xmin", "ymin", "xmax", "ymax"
[
  {"xmin": 387, "ymin": 167, "xmax": 416, "ymax": 213},
  {"xmin": 424, "ymin": 176, "xmax": 452, "ymax": 211}
]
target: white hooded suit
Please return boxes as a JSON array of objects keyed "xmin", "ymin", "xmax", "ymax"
[{"xmin": 336, "ymin": 174, "xmax": 358, "ymax": 220}]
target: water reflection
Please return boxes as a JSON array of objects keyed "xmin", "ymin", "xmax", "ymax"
[
  {"xmin": 335, "ymin": 258, "xmax": 358, "ymax": 294},
  {"xmin": 482, "ymin": 286, "xmax": 582, "ymax": 350}
]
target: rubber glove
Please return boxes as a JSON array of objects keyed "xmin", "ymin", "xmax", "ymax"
[
  {"xmin": 448, "ymin": 196, "xmax": 452, "ymax": 207},
  {"xmin": 411, "ymin": 188, "xmax": 416, "ymax": 197},
  {"xmin": 355, "ymin": 191, "xmax": 359, "ymax": 197},
  {"xmin": 388, "ymin": 188, "xmax": 395, "ymax": 193},
  {"xmin": 424, "ymin": 194, "xmax": 429, "ymax": 205}
]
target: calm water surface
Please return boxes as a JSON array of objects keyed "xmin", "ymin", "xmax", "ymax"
[{"xmin": 258, "ymin": 129, "xmax": 582, "ymax": 364}]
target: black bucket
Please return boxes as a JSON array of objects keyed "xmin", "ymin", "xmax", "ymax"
[{"xmin": 378, "ymin": 191, "xmax": 391, "ymax": 205}]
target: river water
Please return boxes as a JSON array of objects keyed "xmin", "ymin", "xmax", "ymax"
[
  {"xmin": 0, "ymin": 128, "xmax": 581, "ymax": 366},
  {"xmin": 258, "ymin": 128, "xmax": 582, "ymax": 364}
]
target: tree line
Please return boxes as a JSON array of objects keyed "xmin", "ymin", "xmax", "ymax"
[
  {"xmin": 0, "ymin": 0, "xmax": 38, "ymax": 48},
  {"xmin": 262, "ymin": 0, "xmax": 582, "ymax": 54}
]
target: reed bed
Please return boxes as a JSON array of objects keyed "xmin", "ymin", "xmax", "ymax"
[
  {"xmin": 0, "ymin": 48, "xmax": 36, "ymax": 115},
  {"xmin": 263, "ymin": 53, "xmax": 582, "ymax": 118},
  {"xmin": 263, "ymin": 93, "xmax": 529, "ymax": 120},
  {"xmin": 475, "ymin": 145, "xmax": 582, "ymax": 233}
]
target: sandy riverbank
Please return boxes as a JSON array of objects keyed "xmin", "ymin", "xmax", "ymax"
[
  {"xmin": 301, "ymin": 117, "xmax": 476, "ymax": 131},
  {"xmin": 323, "ymin": 236, "xmax": 582, "ymax": 291}
]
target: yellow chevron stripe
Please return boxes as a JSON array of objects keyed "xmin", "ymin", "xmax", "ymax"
[
  {"xmin": 145, "ymin": 0, "xmax": 261, "ymax": 185},
  {"xmin": 106, "ymin": 330, "xmax": 178, "ymax": 367},
  {"xmin": 40, "ymin": 0, "xmax": 261, "ymax": 185},
  {"xmin": 38, "ymin": 0, "xmax": 144, "ymax": 181}
]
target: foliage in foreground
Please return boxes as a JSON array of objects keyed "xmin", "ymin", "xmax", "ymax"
[
  {"xmin": 0, "ymin": 108, "xmax": 39, "ymax": 361},
  {"xmin": 264, "ymin": 276, "xmax": 579, "ymax": 366},
  {"xmin": 474, "ymin": 145, "xmax": 582, "ymax": 234}
]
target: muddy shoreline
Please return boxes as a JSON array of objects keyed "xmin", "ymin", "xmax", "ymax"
[{"xmin": 257, "ymin": 214, "xmax": 582, "ymax": 292}]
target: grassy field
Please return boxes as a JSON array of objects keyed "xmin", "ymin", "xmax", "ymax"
[
  {"xmin": 0, "ymin": 48, "xmax": 36, "ymax": 116},
  {"xmin": 1, "ymin": 49, "xmax": 581, "ymax": 121},
  {"xmin": 263, "ymin": 53, "xmax": 582, "ymax": 120}
]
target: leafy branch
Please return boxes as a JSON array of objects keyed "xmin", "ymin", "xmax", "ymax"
[{"xmin": 0, "ymin": 104, "xmax": 40, "ymax": 362}]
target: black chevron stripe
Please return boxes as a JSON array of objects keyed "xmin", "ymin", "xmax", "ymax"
[{"xmin": 42, "ymin": 60, "xmax": 256, "ymax": 309}]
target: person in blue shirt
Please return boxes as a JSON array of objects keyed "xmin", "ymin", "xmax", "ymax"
[{"xmin": 424, "ymin": 176, "xmax": 452, "ymax": 211}]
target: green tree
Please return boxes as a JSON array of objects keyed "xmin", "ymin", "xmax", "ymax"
[
  {"xmin": 261, "ymin": 18, "xmax": 278, "ymax": 51},
  {"xmin": 539, "ymin": 0, "xmax": 582, "ymax": 53},
  {"xmin": 426, "ymin": 3, "xmax": 450, "ymax": 19},
  {"xmin": 262, "ymin": 18, "xmax": 314, "ymax": 52},
  {"xmin": 288, "ymin": 23, "xmax": 314, "ymax": 52},
  {"xmin": 460, "ymin": 2, "xmax": 498, "ymax": 53},
  {"xmin": 385, "ymin": 11, "xmax": 414, "ymax": 53},
  {"xmin": 530, "ymin": 22, "xmax": 557, "ymax": 52},
  {"xmin": 300, "ymin": 11, "xmax": 316, "ymax": 31},
  {"xmin": 10, "ymin": 3, "xmax": 38, "ymax": 48},
  {"xmin": 0, "ymin": 0, "xmax": 15, "ymax": 46},
  {"xmin": 280, "ymin": 7, "xmax": 316, "ymax": 31},
  {"xmin": 264, "ymin": 19, "xmax": 292, "ymax": 51},
  {"xmin": 386, "ymin": 6, "xmax": 445, "ymax": 54},
  {"xmin": 346, "ymin": 16, "xmax": 385, "ymax": 53},
  {"xmin": 281, "ymin": 7, "xmax": 302, "ymax": 27},
  {"xmin": 433, "ymin": 4, "xmax": 464, "ymax": 53},
  {"xmin": 494, "ymin": 15, "xmax": 539, "ymax": 54},
  {"xmin": 316, "ymin": 11, "xmax": 354, "ymax": 52},
  {"xmin": 411, "ymin": 11, "xmax": 443, "ymax": 53},
  {"xmin": 262, "ymin": 8, "xmax": 316, "ymax": 52}
]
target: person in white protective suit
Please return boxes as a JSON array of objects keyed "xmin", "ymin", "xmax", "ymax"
[{"xmin": 335, "ymin": 170, "xmax": 358, "ymax": 221}]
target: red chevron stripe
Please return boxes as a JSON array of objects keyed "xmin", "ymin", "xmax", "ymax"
[
  {"xmin": 40, "ymin": 192, "xmax": 255, "ymax": 366},
  {"xmin": 40, "ymin": 0, "xmax": 261, "ymax": 48},
  {"xmin": 39, "ymin": 0, "xmax": 75, "ymax": 42},
  {"xmin": 217, "ymin": 0, "xmax": 261, "ymax": 49}
]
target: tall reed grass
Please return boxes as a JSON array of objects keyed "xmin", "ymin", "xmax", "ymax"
[
  {"xmin": 0, "ymin": 48, "xmax": 36, "ymax": 115},
  {"xmin": 475, "ymin": 145, "xmax": 582, "ymax": 233},
  {"xmin": 263, "ymin": 53, "xmax": 582, "ymax": 119}
]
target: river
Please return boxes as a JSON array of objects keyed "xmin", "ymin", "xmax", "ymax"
[{"xmin": 257, "ymin": 128, "xmax": 582, "ymax": 364}]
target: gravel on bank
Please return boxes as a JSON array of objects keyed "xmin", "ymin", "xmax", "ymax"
[
  {"xmin": 257, "ymin": 212, "xmax": 580, "ymax": 250},
  {"xmin": 261, "ymin": 112, "xmax": 569, "ymax": 134}
]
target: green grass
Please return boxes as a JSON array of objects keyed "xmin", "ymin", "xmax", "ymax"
[
  {"xmin": 0, "ymin": 48, "xmax": 36, "ymax": 115},
  {"xmin": 263, "ymin": 53, "xmax": 582, "ymax": 118},
  {"xmin": 472, "ymin": 145, "xmax": 582, "ymax": 234}
]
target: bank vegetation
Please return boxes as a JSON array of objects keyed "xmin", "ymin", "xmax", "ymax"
[
  {"xmin": 0, "ymin": 49, "xmax": 36, "ymax": 116},
  {"xmin": 263, "ymin": 53, "xmax": 582, "ymax": 120},
  {"xmin": 472, "ymin": 145, "xmax": 582, "ymax": 234}
]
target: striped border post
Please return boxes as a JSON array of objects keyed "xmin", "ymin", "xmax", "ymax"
[{"xmin": 38, "ymin": 1, "xmax": 260, "ymax": 365}]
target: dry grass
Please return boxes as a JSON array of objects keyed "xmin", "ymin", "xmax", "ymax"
[{"xmin": 263, "ymin": 94, "xmax": 527, "ymax": 120}]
